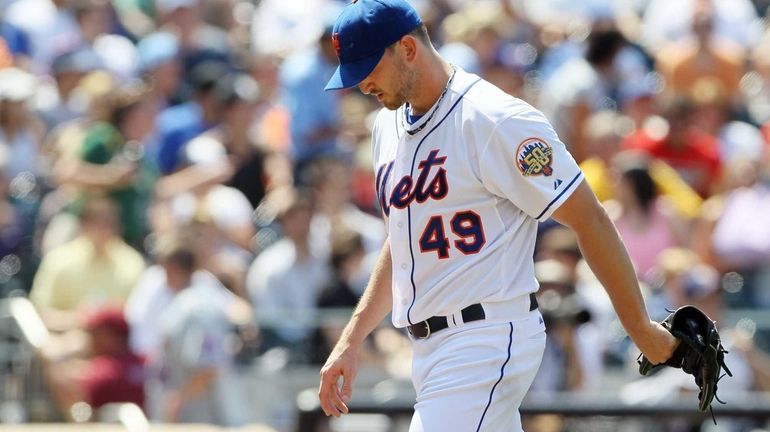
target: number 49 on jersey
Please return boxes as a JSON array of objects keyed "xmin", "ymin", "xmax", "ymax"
[{"xmin": 418, "ymin": 211, "xmax": 485, "ymax": 259}]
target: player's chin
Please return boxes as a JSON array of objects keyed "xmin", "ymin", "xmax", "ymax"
[
  {"xmin": 381, "ymin": 99, "xmax": 403, "ymax": 111},
  {"xmin": 375, "ymin": 95, "xmax": 402, "ymax": 111}
]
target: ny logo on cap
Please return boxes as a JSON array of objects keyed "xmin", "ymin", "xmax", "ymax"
[{"xmin": 332, "ymin": 32, "xmax": 341, "ymax": 57}]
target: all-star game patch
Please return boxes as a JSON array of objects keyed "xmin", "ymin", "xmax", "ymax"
[{"xmin": 516, "ymin": 138, "xmax": 554, "ymax": 176}]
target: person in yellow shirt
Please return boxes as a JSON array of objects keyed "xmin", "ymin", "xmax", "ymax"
[{"xmin": 30, "ymin": 198, "xmax": 146, "ymax": 332}]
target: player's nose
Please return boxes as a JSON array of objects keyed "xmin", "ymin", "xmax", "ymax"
[{"xmin": 358, "ymin": 80, "xmax": 373, "ymax": 95}]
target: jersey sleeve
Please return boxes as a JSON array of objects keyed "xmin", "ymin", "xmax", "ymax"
[{"xmin": 478, "ymin": 107, "xmax": 584, "ymax": 221}]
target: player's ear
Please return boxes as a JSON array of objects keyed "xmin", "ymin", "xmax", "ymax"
[{"xmin": 399, "ymin": 35, "xmax": 418, "ymax": 62}]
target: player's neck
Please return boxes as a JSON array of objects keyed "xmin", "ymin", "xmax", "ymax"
[{"xmin": 408, "ymin": 58, "xmax": 454, "ymax": 116}]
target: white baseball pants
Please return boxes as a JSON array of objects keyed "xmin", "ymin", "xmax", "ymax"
[{"xmin": 408, "ymin": 310, "xmax": 546, "ymax": 432}]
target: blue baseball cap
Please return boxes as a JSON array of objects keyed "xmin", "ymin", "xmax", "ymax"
[{"xmin": 324, "ymin": 0, "xmax": 422, "ymax": 91}]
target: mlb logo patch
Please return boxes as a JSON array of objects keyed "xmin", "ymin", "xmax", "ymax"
[{"xmin": 516, "ymin": 138, "xmax": 553, "ymax": 176}]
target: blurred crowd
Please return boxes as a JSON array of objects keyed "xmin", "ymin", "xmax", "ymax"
[{"xmin": 1, "ymin": 0, "xmax": 770, "ymax": 430}]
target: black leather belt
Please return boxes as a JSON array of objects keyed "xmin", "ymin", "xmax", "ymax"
[{"xmin": 407, "ymin": 293, "xmax": 538, "ymax": 339}]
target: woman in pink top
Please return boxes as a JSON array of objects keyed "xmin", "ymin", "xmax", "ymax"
[{"xmin": 608, "ymin": 156, "xmax": 684, "ymax": 282}]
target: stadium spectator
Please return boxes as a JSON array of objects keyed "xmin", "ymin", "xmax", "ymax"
[
  {"xmin": 37, "ymin": 48, "xmax": 102, "ymax": 130},
  {"xmin": 622, "ymin": 97, "xmax": 721, "ymax": 196},
  {"xmin": 29, "ymin": 198, "xmax": 145, "ymax": 331},
  {"xmin": 152, "ymin": 252, "xmax": 250, "ymax": 426},
  {"xmin": 314, "ymin": 229, "xmax": 365, "ymax": 362},
  {"xmin": 136, "ymin": 31, "xmax": 183, "ymax": 112},
  {"xmin": 0, "ymin": 10, "xmax": 31, "ymax": 65},
  {"xmin": 655, "ymin": 1, "xmax": 745, "ymax": 104},
  {"xmin": 69, "ymin": 84, "xmax": 157, "ymax": 247},
  {"xmin": 747, "ymin": 28, "xmax": 770, "ymax": 128},
  {"xmin": 40, "ymin": 70, "xmax": 120, "ymax": 254},
  {"xmin": 183, "ymin": 72, "xmax": 273, "ymax": 208},
  {"xmin": 45, "ymin": 70, "xmax": 117, "ymax": 167},
  {"xmin": 580, "ymin": 111, "xmax": 704, "ymax": 220},
  {"xmin": 72, "ymin": 0, "xmax": 139, "ymax": 82},
  {"xmin": 155, "ymin": 59, "xmax": 228, "ymax": 175},
  {"xmin": 307, "ymin": 158, "xmax": 385, "ymax": 260},
  {"xmin": 0, "ymin": 68, "xmax": 45, "ymax": 180},
  {"xmin": 2, "ymin": 0, "xmax": 81, "ymax": 71},
  {"xmin": 539, "ymin": 26, "xmax": 627, "ymax": 162},
  {"xmin": 43, "ymin": 306, "xmax": 146, "ymax": 419},
  {"xmin": 125, "ymin": 231, "xmax": 249, "ymax": 360},
  {"xmin": 154, "ymin": 104, "xmax": 259, "ymax": 297},
  {"xmin": 692, "ymin": 150, "xmax": 770, "ymax": 308},
  {"xmin": 605, "ymin": 154, "xmax": 685, "ymax": 282},
  {"xmin": 246, "ymin": 186, "xmax": 330, "ymax": 364},
  {"xmin": 279, "ymin": 16, "xmax": 343, "ymax": 177},
  {"xmin": 154, "ymin": 0, "xmax": 231, "ymax": 64},
  {"xmin": 639, "ymin": 0, "xmax": 761, "ymax": 53},
  {"xmin": 616, "ymin": 75, "xmax": 659, "ymax": 132}
]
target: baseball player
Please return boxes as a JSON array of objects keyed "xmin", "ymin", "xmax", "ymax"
[{"xmin": 318, "ymin": 1, "xmax": 678, "ymax": 431}]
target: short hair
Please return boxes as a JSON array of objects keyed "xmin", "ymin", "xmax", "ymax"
[
  {"xmin": 409, "ymin": 24, "xmax": 431, "ymax": 46},
  {"xmin": 330, "ymin": 228, "xmax": 364, "ymax": 272},
  {"xmin": 613, "ymin": 154, "xmax": 658, "ymax": 213},
  {"xmin": 109, "ymin": 83, "xmax": 150, "ymax": 129},
  {"xmin": 387, "ymin": 24, "xmax": 432, "ymax": 51},
  {"xmin": 585, "ymin": 27, "xmax": 625, "ymax": 66},
  {"xmin": 153, "ymin": 233, "xmax": 197, "ymax": 273}
]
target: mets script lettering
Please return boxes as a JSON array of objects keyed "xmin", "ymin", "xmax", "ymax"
[{"xmin": 376, "ymin": 149, "xmax": 449, "ymax": 216}]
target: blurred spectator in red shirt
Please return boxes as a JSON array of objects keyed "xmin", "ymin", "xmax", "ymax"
[
  {"xmin": 79, "ymin": 306, "xmax": 145, "ymax": 410},
  {"xmin": 622, "ymin": 97, "xmax": 721, "ymax": 196},
  {"xmin": 43, "ymin": 306, "xmax": 146, "ymax": 419}
]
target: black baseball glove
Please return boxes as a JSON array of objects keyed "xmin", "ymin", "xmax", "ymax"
[{"xmin": 638, "ymin": 305, "xmax": 732, "ymax": 419}]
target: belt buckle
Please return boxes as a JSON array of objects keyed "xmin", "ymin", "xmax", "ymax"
[{"xmin": 410, "ymin": 320, "xmax": 431, "ymax": 339}]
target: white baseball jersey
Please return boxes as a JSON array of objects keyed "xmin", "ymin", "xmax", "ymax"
[{"xmin": 372, "ymin": 67, "xmax": 584, "ymax": 328}]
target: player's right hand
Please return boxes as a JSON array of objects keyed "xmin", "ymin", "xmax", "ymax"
[{"xmin": 318, "ymin": 344, "xmax": 359, "ymax": 417}]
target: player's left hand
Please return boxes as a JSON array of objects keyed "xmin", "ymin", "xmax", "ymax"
[{"xmin": 634, "ymin": 320, "xmax": 679, "ymax": 365}]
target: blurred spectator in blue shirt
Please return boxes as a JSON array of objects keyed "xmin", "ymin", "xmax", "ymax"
[
  {"xmin": 136, "ymin": 31, "xmax": 183, "ymax": 112},
  {"xmin": 279, "ymin": 23, "xmax": 341, "ymax": 179},
  {"xmin": 155, "ymin": 60, "xmax": 228, "ymax": 175}
]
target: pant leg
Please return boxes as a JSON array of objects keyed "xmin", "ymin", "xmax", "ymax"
[{"xmin": 409, "ymin": 311, "xmax": 546, "ymax": 432}]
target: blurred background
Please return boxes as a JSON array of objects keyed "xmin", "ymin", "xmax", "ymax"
[{"xmin": 0, "ymin": 0, "xmax": 769, "ymax": 431}]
